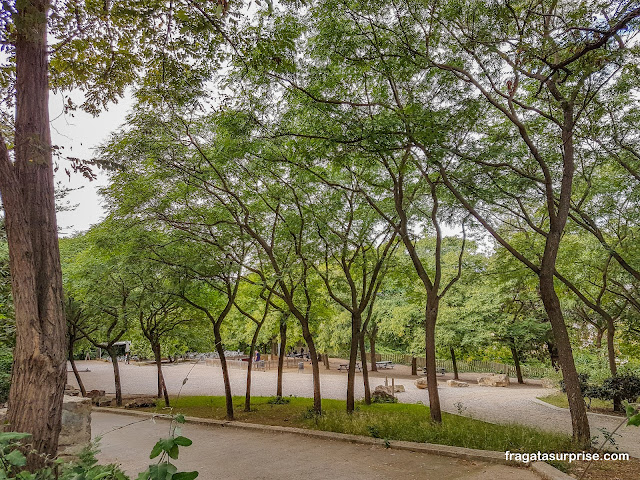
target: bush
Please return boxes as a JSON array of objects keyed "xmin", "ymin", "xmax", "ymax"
[
  {"xmin": 0, "ymin": 347, "xmax": 12, "ymax": 403},
  {"xmin": 593, "ymin": 373, "xmax": 640, "ymax": 403}
]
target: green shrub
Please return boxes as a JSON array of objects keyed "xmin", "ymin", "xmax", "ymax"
[
  {"xmin": 0, "ymin": 348, "xmax": 12, "ymax": 403},
  {"xmin": 590, "ymin": 373, "xmax": 640, "ymax": 403}
]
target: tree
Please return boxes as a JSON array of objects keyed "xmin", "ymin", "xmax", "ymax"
[
  {"xmin": 310, "ymin": 186, "xmax": 397, "ymax": 411},
  {"xmin": 0, "ymin": 0, "xmax": 67, "ymax": 462},
  {"xmin": 422, "ymin": 0, "xmax": 640, "ymax": 442}
]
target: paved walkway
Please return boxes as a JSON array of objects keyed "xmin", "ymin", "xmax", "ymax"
[
  {"xmin": 69, "ymin": 360, "xmax": 640, "ymax": 457},
  {"xmin": 93, "ymin": 411, "xmax": 539, "ymax": 480}
]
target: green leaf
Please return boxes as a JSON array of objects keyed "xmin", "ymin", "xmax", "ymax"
[
  {"xmin": 173, "ymin": 472, "xmax": 199, "ymax": 480},
  {"xmin": 4, "ymin": 449, "xmax": 26, "ymax": 467},
  {"xmin": 173, "ymin": 436, "xmax": 192, "ymax": 447},
  {"xmin": 149, "ymin": 441, "xmax": 164, "ymax": 459},
  {"xmin": 168, "ymin": 443, "xmax": 179, "ymax": 459},
  {"xmin": 627, "ymin": 413, "xmax": 640, "ymax": 427},
  {"xmin": 174, "ymin": 414, "xmax": 186, "ymax": 424},
  {"xmin": 0, "ymin": 432, "xmax": 31, "ymax": 444},
  {"xmin": 625, "ymin": 403, "xmax": 637, "ymax": 417}
]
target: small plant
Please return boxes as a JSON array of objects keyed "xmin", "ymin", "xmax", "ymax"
[
  {"xmin": 371, "ymin": 395, "xmax": 397, "ymax": 404},
  {"xmin": 453, "ymin": 402, "xmax": 467, "ymax": 415},
  {"xmin": 366, "ymin": 425, "xmax": 381, "ymax": 438},
  {"xmin": 0, "ymin": 431, "xmax": 32, "ymax": 477},
  {"xmin": 594, "ymin": 427, "xmax": 620, "ymax": 450},
  {"xmin": 136, "ymin": 414, "xmax": 198, "ymax": 480},
  {"xmin": 266, "ymin": 396, "xmax": 290, "ymax": 405}
]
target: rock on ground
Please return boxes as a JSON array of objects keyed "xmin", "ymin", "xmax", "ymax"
[{"xmin": 477, "ymin": 374, "xmax": 510, "ymax": 387}]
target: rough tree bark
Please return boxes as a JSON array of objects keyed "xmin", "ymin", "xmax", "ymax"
[
  {"xmin": 152, "ymin": 343, "xmax": 170, "ymax": 407},
  {"xmin": 68, "ymin": 348, "xmax": 86, "ymax": 397},
  {"xmin": 369, "ymin": 326, "xmax": 378, "ymax": 372},
  {"xmin": 277, "ymin": 320, "xmax": 286, "ymax": 397},
  {"xmin": 425, "ymin": 299, "xmax": 442, "ymax": 422},
  {"xmin": 450, "ymin": 347, "xmax": 458, "ymax": 380},
  {"xmin": 105, "ymin": 348, "xmax": 123, "ymax": 407},
  {"xmin": 346, "ymin": 313, "xmax": 361, "ymax": 413},
  {"xmin": 213, "ymin": 322, "xmax": 234, "ymax": 420},
  {"xmin": 0, "ymin": 0, "xmax": 67, "ymax": 464},
  {"xmin": 359, "ymin": 333, "xmax": 371, "ymax": 405},
  {"xmin": 244, "ymin": 323, "xmax": 262, "ymax": 412},
  {"xmin": 510, "ymin": 345, "xmax": 523, "ymax": 384}
]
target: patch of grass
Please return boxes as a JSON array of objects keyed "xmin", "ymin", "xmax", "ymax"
[
  {"xmin": 538, "ymin": 393, "xmax": 616, "ymax": 412},
  {"xmin": 143, "ymin": 395, "xmax": 579, "ymax": 454}
]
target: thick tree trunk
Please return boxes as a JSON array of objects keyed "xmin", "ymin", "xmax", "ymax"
[
  {"xmin": 510, "ymin": 345, "xmax": 524, "ymax": 384},
  {"xmin": 68, "ymin": 348, "xmax": 86, "ymax": 397},
  {"xmin": 359, "ymin": 333, "xmax": 371, "ymax": 405},
  {"xmin": 369, "ymin": 331, "xmax": 377, "ymax": 372},
  {"xmin": 277, "ymin": 320, "xmax": 287, "ymax": 397},
  {"xmin": 245, "ymin": 323, "xmax": 263, "ymax": 412},
  {"xmin": 213, "ymin": 323, "xmax": 234, "ymax": 420},
  {"xmin": 425, "ymin": 299, "xmax": 442, "ymax": 423},
  {"xmin": 1, "ymin": 0, "xmax": 67, "ymax": 466},
  {"xmin": 450, "ymin": 346, "xmax": 459, "ymax": 380},
  {"xmin": 153, "ymin": 343, "xmax": 169, "ymax": 407},
  {"xmin": 107, "ymin": 348, "xmax": 123, "ymax": 407}
]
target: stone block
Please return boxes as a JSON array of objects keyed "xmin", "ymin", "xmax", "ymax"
[
  {"xmin": 446, "ymin": 380, "xmax": 469, "ymax": 387},
  {"xmin": 414, "ymin": 377, "xmax": 428, "ymax": 389},
  {"xmin": 58, "ymin": 395, "xmax": 91, "ymax": 457},
  {"xmin": 477, "ymin": 374, "xmax": 510, "ymax": 387}
]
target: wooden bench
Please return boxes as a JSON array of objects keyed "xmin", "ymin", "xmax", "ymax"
[
  {"xmin": 376, "ymin": 361, "xmax": 395, "ymax": 369},
  {"xmin": 338, "ymin": 363, "xmax": 361, "ymax": 372}
]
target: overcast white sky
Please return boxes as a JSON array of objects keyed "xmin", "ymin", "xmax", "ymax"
[{"xmin": 50, "ymin": 92, "xmax": 133, "ymax": 237}]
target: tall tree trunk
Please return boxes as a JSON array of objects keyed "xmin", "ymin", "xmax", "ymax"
[
  {"xmin": 245, "ymin": 322, "xmax": 263, "ymax": 412},
  {"xmin": 68, "ymin": 347, "xmax": 86, "ymax": 397},
  {"xmin": 107, "ymin": 348, "xmax": 123, "ymax": 407},
  {"xmin": 153, "ymin": 343, "xmax": 169, "ymax": 407},
  {"xmin": 510, "ymin": 344, "xmax": 524, "ymax": 384},
  {"xmin": 300, "ymin": 321, "xmax": 322, "ymax": 414},
  {"xmin": 1, "ymin": 0, "xmax": 67, "ymax": 466},
  {"xmin": 213, "ymin": 323, "xmax": 233, "ymax": 420},
  {"xmin": 346, "ymin": 313, "xmax": 360, "ymax": 413},
  {"xmin": 425, "ymin": 298, "xmax": 442, "ymax": 422},
  {"xmin": 540, "ymin": 215, "xmax": 590, "ymax": 444},
  {"xmin": 369, "ymin": 327, "xmax": 378, "ymax": 372},
  {"xmin": 605, "ymin": 319, "xmax": 621, "ymax": 411},
  {"xmin": 450, "ymin": 346, "xmax": 459, "ymax": 380},
  {"xmin": 277, "ymin": 320, "xmax": 287, "ymax": 398},
  {"xmin": 359, "ymin": 333, "xmax": 371, "ymax": 405}
]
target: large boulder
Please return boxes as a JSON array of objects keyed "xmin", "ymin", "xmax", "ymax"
[
  {"xmin": 372, "ymin": 386, "xmax": 395, "ymax": 402},
  {"xmin": 414, "ymin": 377, "xmax": 428, "ymax": 389},
  {"xmin": 477, "ymin": 374, "xmax": 510, "ymax": 387},
  {"xmin": 446, "ymin": 379, "xmax": 469, "ymax": 387}
]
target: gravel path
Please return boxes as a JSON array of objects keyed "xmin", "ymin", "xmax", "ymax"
[
  {"xmin": 92, "ymin": 410, "xmax": 539, "ymax": 480},
  {"xmin": 68, "ymin": 360, "xmax": 640, "ymax": 458}
]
